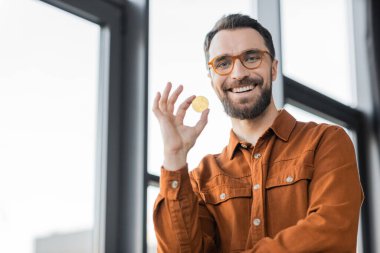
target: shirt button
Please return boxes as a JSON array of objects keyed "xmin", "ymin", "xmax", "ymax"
[
  {"xmin": 241, "ymin": 143, "xmax": 248, "ymax": 149},
  {"xmin": 253, "ymin": 218, "xmax": 261, "ymax": 226},
  {"xmin": 171, "ymin": 180, "xmax": 179, "ymax": 189},
  {"xmin": 285, "ymin": 176, "xmax": 294, "ymax": 183},
  {"xmin": 253, "ymin": 153, "xmax": 261, "ymax": 159},
  {"xmin": 220, "ymin": 193, "xmax": 226, "ymax": 200},
  {"xmin": 253, "ymin": 184, "xmax": 260, "ymax": 190}
]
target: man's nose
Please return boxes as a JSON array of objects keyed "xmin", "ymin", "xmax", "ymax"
[{"xmin": 230, "ymin": 59, "xmax": 250, "ymax": 80}]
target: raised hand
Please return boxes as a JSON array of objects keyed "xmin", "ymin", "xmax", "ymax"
[{"xmin": 152, "ymin": 82, "xmax": 209, "ymax": 171}]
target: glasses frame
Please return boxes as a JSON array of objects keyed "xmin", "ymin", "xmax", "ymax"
[{"xmin": 208, "ymin": 48, "xmax": 273, "ymax": 76}]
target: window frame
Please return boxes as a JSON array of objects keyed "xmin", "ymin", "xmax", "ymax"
[{"xmin": 39, "ymin": 0, "xmax": 124, "ymax": 252}]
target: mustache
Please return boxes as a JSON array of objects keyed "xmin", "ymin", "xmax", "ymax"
[{"xmin": 223, "ymin": 76, "xmax": 264, "ymax": 90}]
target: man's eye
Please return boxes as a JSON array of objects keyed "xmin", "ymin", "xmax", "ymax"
[
  {"xmin": 215, "ymin": 60, "xmax": 231, "ymax": 69},
  {"xmin": 245, "ymin": 54, "xmax": 260, "ymax": 63}
]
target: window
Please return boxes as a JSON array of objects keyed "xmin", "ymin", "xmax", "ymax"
[
  {"xmin": 0, "ymin": 1, "xmax": 100, "ymax": 252},
  {"xmin": 281, "ymin": 0, "xmax": 357, "ymax": 106},
  {"xmin": 284, "ymin": 104, "xmax": 335, "ymax": 124}
]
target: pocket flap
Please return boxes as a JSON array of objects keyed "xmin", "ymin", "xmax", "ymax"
[
  {"xmin": 201, "ymin": 186, "xmax": 252, "ymax": 205},
  {"xmin": 266, "ymin": 166, "xmax": 313, "ymax": 189}
]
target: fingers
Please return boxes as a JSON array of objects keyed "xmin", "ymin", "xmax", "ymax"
[
  {"xmin": 194, "ymin": 108, "xmax": 210, "ymax": 136},
  {"xmin": 175, "ymin": 95, "xmax": 196, "ymax": 125},
  {"xmin": 159, "ymin": 82, "xmax": 172, "ymax": 112},
  {"xmin": 152, "ymin": 92, "xmax": 162, "ymax": 118},
  {"xmin": 155, "ymin": 82, "xmax": 184, "ymax": 115},
  {"xmin": 167, "ymin": 85, "xmax": 183, "ymax": 113}
]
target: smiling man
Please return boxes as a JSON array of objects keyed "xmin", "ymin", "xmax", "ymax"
[{"xmin": 152, "ymin": 14, "xmax": 363, "ymax": 253}]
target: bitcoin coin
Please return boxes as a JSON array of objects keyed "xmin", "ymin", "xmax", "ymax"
[{"xmin": 192, "ymin": 96, "xmax": 209, "ymax": 112}]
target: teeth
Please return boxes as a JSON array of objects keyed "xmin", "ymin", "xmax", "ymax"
[{"xmin": 231, "ymin": 85, "xmax": 255, "ymax": 93}]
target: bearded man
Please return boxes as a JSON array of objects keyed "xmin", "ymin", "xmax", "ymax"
[{"xmin": 152, "ymin": 14, "xmax": 363, "ymax": 253}]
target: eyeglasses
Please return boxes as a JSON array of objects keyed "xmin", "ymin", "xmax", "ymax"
[{"xmin": 208, "ymin": 49, "xmax": 273, "ymax": 76}]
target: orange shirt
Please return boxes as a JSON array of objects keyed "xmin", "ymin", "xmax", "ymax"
[{"xmin": 153, "ymin": 109, "xmax": 364, "ymax": 253}]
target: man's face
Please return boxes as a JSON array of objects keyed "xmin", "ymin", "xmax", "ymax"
[{"xmin": 208, "ymin": 28, "xmax": 278, "ymax": 119}]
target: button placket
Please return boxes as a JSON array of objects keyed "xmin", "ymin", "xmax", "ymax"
[
  {"xmin": 250, "ymin": 136, "xmax": 276, "ymax": 242},
  {"xmin": 250, "ymin": 147, "xmax": 264, "ymax": 236}
]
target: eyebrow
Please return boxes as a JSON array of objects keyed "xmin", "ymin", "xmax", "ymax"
[
  {"xmin": 242, "ymin": 48, "xmax": 261, "ymax": 54},
  {"xmin": 214, "ymin": 55, "xmax": 230, "ymax": 62},
  {"xmin": 214, "ymin": 48, "xmax": 263, "ymax": 58}
]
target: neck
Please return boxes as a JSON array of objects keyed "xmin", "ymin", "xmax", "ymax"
[{"xmin": 231, "ymin": 101, "xmax": 279, "ymax": 146}]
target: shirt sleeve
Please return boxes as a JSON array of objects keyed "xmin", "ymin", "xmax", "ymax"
[
  {"xmin": 247, "ymin": 126, "xmax": 364, "ymax": 253},
  {"xmin": 153, "ymin": 165, "xmax": 217, "ymax": 253}
]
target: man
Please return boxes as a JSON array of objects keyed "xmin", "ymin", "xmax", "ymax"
[{"xmin": 152, "ymin": 14, "xmax": 363, "ymax": 252}]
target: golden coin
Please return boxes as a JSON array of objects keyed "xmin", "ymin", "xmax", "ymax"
[{"xmin": 192, "ymin": 96, "xmax": 209, "ymax": 112}]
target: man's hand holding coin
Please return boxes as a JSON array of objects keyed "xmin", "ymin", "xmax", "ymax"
[{"xmin": 152, "ymin": 82, "xmax": 209, "ymax": 171}]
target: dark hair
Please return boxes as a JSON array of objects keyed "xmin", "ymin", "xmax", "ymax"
[{"xmin": 203, "ymin": 14, "xmax": 275, "ymax": 66}]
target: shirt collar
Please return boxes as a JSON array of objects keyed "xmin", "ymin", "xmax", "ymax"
[
  {"xmin": 227, "ymin": 109, "xmax": 297, "ymax": 160},
  {"xmin": 227, "ymin": 130, "xmax": 240, "ymax": 160},
  {"xmin": 270, "ymin": 108, "xmax": 297, "ymax": 142}
]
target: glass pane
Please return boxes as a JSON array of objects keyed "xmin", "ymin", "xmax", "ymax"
[
  {"xmin": 0, "ymin": 1, "xmax": 100, "ymax": 253},
  {"xmin": 357, "ymin": 217, "xmax": 363, "ymax": 253},
  {"xmin": 147, "ymin": 185, "xmax": 160, "ymax": 253},
  {"xmin": 281, "ymin": 0, "xmax": 356, "ymax": 106},
  {"xmin": 148, "ymin": 0, "xmax": 257, "ymax": 176},
  {"xmin": 284, "ymin": 104, "xmax": 335, "ymax": 124}
]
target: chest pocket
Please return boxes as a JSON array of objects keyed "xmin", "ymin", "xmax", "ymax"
[
  {"xmin": 266, "ymin": 164, "xmax": 314, "ymax": 189},
  {"xmin": 199, "ymin": 185, "xmax": 252, "ymax": 252},
  {"xmin": 201, "ymin": 186, "xmax": 252, "ymax": 204},
  {"xmin": 265, "ymin": 165, "xmax": 314, "ymax": 236}
]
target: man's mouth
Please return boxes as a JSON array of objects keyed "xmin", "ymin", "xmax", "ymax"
[{"xmin": 228, "ymin": 84, "xmax": 257, "ymax": 93}]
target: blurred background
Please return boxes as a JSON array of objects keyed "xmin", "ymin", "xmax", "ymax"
[{"xmin": 0, "ymin": 0, "xmax": 379, "ymax": 252}]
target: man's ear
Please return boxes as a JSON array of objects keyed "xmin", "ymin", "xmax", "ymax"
[{"xmin": 271, "ymin": 59, "xmax": 279, "ymax": 81}]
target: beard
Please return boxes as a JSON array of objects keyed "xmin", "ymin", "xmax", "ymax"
[{"xmin": 219, "ymin": 75, "xmax": 272, "ymax": 120}]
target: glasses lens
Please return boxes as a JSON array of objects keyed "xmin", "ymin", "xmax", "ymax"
[
  {"xmin": 241, "ymin": 50, "xmax": 262, "ymax": 69},
  {"xmin": 213, "ymin": 55, "xmax": 233, "ymax": 75}
]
